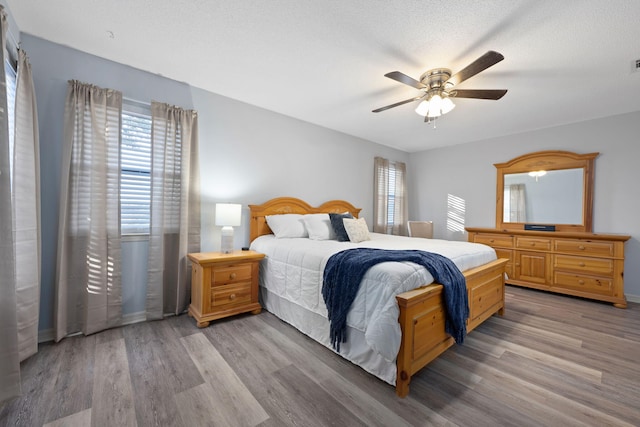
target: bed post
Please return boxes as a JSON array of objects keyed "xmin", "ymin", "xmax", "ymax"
[{"xmin": 396, "ymin": 298, "xmax": 413, "ymax": 397}]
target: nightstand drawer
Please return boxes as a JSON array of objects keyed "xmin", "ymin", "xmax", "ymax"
[
  {"xmin": 516, "ymin": 237, "xmax": 552, "ymax": 251},
  {"xmin": 211, "ymin": 282, "xmax": 252, "ymax": 308},
  {"xmin": 211, "ymin": 264, "xmax": 253, "ymax": 285},
  {"xmin": 554, "ymin": 272, "xmax": 613, "ymax": 295},
  {"xmin": 554, "ymin": 239, "xmax": 615, "ymax": 257},
  {"xmin": 474, "ymin": 234, "xmax": 513, "ymax": 247},
  {"xmin": 554, "ymin": 255, "xmax": 613, "ymax": 276}
]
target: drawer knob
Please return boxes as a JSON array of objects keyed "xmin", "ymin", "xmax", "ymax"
[
  {"xmin": 229, "ymin": 294, "xmax": 236, "ymax": 301},
  {"xmin": 578, "ymin": 262, "xmax": 586, "ymax": 267},
  {"xmin": 229, "ymin": 272, "xmax": 237, "ymax": 280},
  {"xmin": 578, "ymin": 245, "xmax": 585, "ymax": 250},
  {"xmin": 489, "ymin": 239, "xmax": 494, "ymax": 243},
  {"xmin": 578, "ymin": 280, "xmax": 585, "ymax": 285},
  {"xmin": 530, "ymin": 242, "xmax": 536, "ymax": 246}
]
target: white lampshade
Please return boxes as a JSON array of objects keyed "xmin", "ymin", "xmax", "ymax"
[
  {"xmin": 427, "ymin": 94, "xmax": 443, "ymax": 118},
  {"xmin": 215, "ymin": 203, "xmax": 242, "ymax": 253},
  {"xmin": 215, "ymin": 203, "xmax": 242, "ymax": 227},
  {"xmin": 415, "ymin": 100, "xmax": 430, "ymax": 116},
  {"xmin": 440, "ymin": 97, "xmax": 456, "ymax": 114}
]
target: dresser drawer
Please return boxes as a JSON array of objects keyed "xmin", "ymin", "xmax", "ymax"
[
  {"xmin": 554, "ymin": 239, "xmax": 615, "ymax": 258},
  {"xmin": 554, "ymin": 255, "xmax": 613, "ymax": 276},
  {"xmin": 474, "ymin": 234, "xmax": 513, "ymax": 248},
  {"xmin": 516, "ymin": 237, "xmax": 552, "ymax": 251},
  {"xmin": 211, "ymin": 264, "xmax": 253, "ymax": 286},
  {"xmin": 211, "ymin": 282, "xmax": 252, "ymax": 309},
  {"xmin": 554, "ymin": 272, "xmax": 613, "ymax": 296}
]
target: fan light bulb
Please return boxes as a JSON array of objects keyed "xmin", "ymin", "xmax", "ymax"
[
  {"xmin": 441, "ymin": 97, "xmax": 455, "ymax": 114},
  {"xmin": 415, "ymin": 100, "xmax": 429, "ymax": 116},
  {"xmin": 427, "ymin": 94, "xmax": 443, "ymax": 117}
]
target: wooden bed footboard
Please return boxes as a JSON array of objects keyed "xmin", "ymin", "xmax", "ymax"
[{"xmin": 395, "ymin": 258, "xmax": 508, "ymax": 397}]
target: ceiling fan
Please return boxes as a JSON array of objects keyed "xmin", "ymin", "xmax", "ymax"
[{"xmin": 372, "ymin": 50, "xmax": 507, "ymax": 122}]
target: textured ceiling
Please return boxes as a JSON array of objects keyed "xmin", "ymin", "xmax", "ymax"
[{"xmin": 6, "ymin": 0, "xmax": 640, "ymax": 152}]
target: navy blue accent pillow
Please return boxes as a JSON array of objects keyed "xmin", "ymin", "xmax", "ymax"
[{"xmin": 329, "ymin": 212, "xmax": 353, "ymax": 242}]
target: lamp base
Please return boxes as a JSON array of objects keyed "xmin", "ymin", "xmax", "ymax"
[{"xmin": 220, "ymin": 226, "xmax": 234, "ymax": 254}]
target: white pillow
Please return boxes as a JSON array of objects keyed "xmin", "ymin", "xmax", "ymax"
[
  {"xmin": 343, "ymin": 217, "xmax": 371, "ymax": 243},
  {"xmin": 266, "ymin": 214, "xmax": 308, "ymax": 238},
  {"xmin": 302, "ymin": 213, "xmax": 336, "ymax": 240}
]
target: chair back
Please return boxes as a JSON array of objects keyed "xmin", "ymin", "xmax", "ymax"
[{"xmin": 407, "ymin": 221, "xmax": 433, "ymax": 238}]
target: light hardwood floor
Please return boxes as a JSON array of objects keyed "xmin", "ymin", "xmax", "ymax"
[{"xmin": 2, "ymin": 286, "xmax": 639, "ymax": 427}]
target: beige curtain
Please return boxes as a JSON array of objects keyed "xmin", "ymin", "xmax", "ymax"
[
  {"xmin": 509, "ymin": 183, "xmax": 527, "ymax": 222},
  {"xmin": 0, "ymin": 5, "xmax": 21, "ymax": 403},
  {"xmin": 373, "ymin": 156, "xmax": 408, "ymax": 235},
  {"xmin": 55, "ymin": 81, "xmax": 123, "ymax": 341},
  {"xmin": 146, "ymin": 102, "xmax": 200, "ymax": 319},
  {"xmin": 13, "ymin": 49, "xmax": 41, "ymax": 361}
]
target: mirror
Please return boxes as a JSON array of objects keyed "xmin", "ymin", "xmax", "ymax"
[{"xmin": 495, "ymin": 151, "xmax": 598, "ymax": 232}]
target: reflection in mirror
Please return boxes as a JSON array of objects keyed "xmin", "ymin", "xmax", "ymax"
[{"xmin": 503, "ymin": 168, "xmax": 584, "ymax": 224}]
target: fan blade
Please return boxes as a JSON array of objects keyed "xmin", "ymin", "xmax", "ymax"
[
  {"xmin": 447, "ymin": 51, "xmax": 504, "ymax": 87},
  {"xmin": 384, "ymin": 71, "xmax": 426, "ymax": 89},
  {"xmin": 450, "ymin": 89, "xmax": 507, "ymax": 100},
  {"xmin": 372, "ymin": 96, "xmax": 422, "ymax": 113}
]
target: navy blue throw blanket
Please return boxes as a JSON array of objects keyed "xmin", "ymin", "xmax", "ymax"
[{"xmin": 322, "ymin": 248, "xmax": 469, "ymax": 352}]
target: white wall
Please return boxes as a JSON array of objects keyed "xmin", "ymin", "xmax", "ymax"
[{"xmin": 409, "ymin": 111, "xmax": 640, "ymax": 299}]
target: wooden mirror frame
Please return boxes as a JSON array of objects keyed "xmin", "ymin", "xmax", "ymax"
[{"xmin": 495, "ymin": 150, "xmax": 599, "ymax": 233}]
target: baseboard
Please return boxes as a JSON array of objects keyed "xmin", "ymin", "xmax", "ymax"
[
  {"xmin": 38, "ymin": 329, "xmax": 54, "ymax": 343},
  {"xmin": 626, "ymin": 294, "xmax": 640, "ymax": 304}
]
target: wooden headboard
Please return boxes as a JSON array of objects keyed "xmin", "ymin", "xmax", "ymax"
[{"xmin": 248, "ymin": 197, "xmax": 361, "ymax": 242}]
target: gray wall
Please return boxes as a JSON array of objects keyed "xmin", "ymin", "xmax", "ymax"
[
  {"xmin": 23, "ymin": 34, "xmax": 407, "ymax": 335},
  {"xmin": 408, "ymin": 111, "xmax": 640, "ymax": 299}
]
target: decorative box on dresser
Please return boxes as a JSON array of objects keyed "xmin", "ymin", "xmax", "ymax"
[
  {"xmin": 466, "ymin": 228, "xmax": 630, "ymax": 308},
  {"xmin": 187, "ymin": 250, "xmax": 265, "ymax": 327}
]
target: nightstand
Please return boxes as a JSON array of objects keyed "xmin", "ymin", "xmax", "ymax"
[{"xmin": 187, "ymin": 250, "xmax": 265, "ymax": 327}]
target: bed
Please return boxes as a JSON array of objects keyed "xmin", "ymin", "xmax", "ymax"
[{"xmin": 249, "ymin": 197, "xmax": 507, "ymax": 397}]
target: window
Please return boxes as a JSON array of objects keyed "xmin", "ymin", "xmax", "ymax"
[
  {"xmin": 387, "ymin": 163, "xmax": 396, "ymax": 226},
  {"xmin": 374, "ymin": 156, "xmax": 407, "ymax": 235},
  {"xmin": 120, "ymin": 101, "xmax": 152, "ymax": 234}
]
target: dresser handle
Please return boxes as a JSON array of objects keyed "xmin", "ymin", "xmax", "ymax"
[
  {"xmin": 489, "ymin": 239, "xmax": 494, "ymax": 243},
  {"xmin": 229, "ymin": 272, "xmax": 237, "ymax": 280},
  {"xmin": 229, "ymin": 294, "xmax": 236, "ymax": 301},
  {"xmin": 578, "ymin": 245, "xmax": 585, "ymax": 250},
  {"xmin": 578, "ymin": 262, "xmax": 586, "ymax": 267},
  {"xmin": 578, "ymin": 280, "xmax": 585, "ymax": 285},
  {"xmin": 530, "ymin": 242, "xmax": 536, "ymax": 246}
]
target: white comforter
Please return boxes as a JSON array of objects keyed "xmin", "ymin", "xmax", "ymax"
[{"xmin": 251, "ymin": 232, "xmax": 496, "ymax": 363}]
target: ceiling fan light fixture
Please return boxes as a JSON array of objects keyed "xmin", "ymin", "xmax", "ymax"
[
  {"xmin": 415, "ymin": 100, "xmax": 430, "ymax": 116},
  {"xmin": 441, "ymin": 97, "xmax": 455, "ymax": 114},
  {"xmin": 427, "ymin": 94, "xmax": 442, "ymax": 117},
  {"xmin": 372, "ymin": 51, "xmax": 507, "ymax": 123}
]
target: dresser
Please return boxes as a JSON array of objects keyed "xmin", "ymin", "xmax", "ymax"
[
  {"xmin": 187, "ymin": 250, "xmax": 265, "ymax": 327},
  {"xmin": 466, "ymin": 228, "xmax": 630, "ymax": 308}
]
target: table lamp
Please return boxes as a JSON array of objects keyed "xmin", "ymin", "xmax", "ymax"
[{"xmin": 215, "ymin": 203, "xmax": 242, "ymax": 253}]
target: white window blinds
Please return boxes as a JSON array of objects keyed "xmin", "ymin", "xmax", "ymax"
[{"xmin": 120, "ymin": 102, "xmax": 152, "ymax": 234}]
